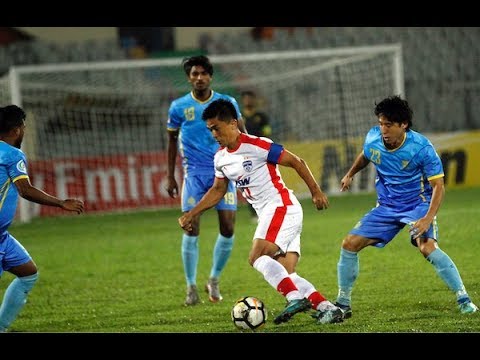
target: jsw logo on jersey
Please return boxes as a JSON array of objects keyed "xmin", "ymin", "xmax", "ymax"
[{"xmin": 236, "ymin": 177, "xmax": 251, "ymax": 187}]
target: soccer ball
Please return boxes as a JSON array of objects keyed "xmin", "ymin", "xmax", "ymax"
[{"xmin": 231, "ymin": 296, "xmax": 267, "ymax": 331}]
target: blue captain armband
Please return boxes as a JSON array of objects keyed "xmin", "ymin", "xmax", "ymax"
[{"xmin": 267, "ymin": 143, "xmax": 284, "ymax": 164}]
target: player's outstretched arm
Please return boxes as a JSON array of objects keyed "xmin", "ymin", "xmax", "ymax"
[
  {"xmin": 60, "ymin": 199, "xmax": 85, "ymax": 214},
  {"xmin": 278, "ymin": 149, "xmax": 329, "ymax": 210},
  {"xmin": 178, "ymin": 177, "xmax": 229, "ymax": 231},
  {"xmin": 341, "ymin": 151, "xmax": 370, "ymax": 192},
  {"xmin": 14, "ymin": 178, "xmax": 84, "ymax": 214}
]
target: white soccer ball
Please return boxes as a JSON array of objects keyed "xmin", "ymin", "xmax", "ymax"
[{"xmin": 231, "ymin": 296, "xmax": 267, "ymax": 331}]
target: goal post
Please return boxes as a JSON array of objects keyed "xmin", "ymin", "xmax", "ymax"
[{"xmin": 3, "ymin": 43, "xmax": 404, "ymax": 222}]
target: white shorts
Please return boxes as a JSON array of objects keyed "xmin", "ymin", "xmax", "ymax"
[{"xmin": 253, "ymin": 202, "xmax": 303, "ymax": 256}]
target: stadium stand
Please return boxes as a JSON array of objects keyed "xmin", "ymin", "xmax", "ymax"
[
  {"xmin": 207, "ymin": 27, "xmax": 480, "ymax": 133},
  {"xmin": 2, "ymin": 28, "xmax": 479, "ymax": 133},
  {"xmin": 0, "ymin": 38, "xmax": 127, "ymax": 75}
]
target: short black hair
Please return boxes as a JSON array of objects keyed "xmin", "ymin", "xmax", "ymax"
[
  {"xmin": 0, "ymin": 105, "xmax": 26, "ymax": 134},
  {"xmin": 374, "ymin": 95, "xmax": 413, "ymax": 129},
  {"xmin": 202, "ymin": 99, "xmax": 238, "ymax": 123},
  {"xmin": 182, "ymin": 55, "xmax": 213, "ymax": 76}
]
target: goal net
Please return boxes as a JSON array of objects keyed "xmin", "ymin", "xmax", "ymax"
[{"xmin": 2, "ymin": 44, "xmax": 404, "ymax": 222}]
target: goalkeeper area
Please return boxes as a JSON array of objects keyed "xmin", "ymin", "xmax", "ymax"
[{"xmin": 0, "ymin": 44, "xmax": 403, "ymax": 222}]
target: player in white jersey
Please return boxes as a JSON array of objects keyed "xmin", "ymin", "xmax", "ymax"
[{"xmin": 179, "ymin": 99, "xmax": 344, "ymax": 325}]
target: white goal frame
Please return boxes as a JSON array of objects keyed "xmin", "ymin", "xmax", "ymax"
[{"xmin": 6, "ymin": 43, "xmax": 404, "ymax": 222}]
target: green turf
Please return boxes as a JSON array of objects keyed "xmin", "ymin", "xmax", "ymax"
[{"xmin": 3, "ymin": 187, "xmax": 479, "ymax": 333}]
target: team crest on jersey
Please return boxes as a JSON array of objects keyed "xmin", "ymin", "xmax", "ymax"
[
  {"xmin": 401, "ymin": 160, "xmax": 409, "ymax": 169},
  {"xmin": 242, "ymin": 160, "xmax": 253, "ymax": 172},
  {"xmin": 16, "ymin": 160, "xmax": 27, "ymax": 174}
]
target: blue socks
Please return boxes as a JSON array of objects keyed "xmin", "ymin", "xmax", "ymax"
[
  {"xmin": 181, "ymin": 234, "xmax": 199, "ymax": 286},
  {"xmin": 336, "ymin": 248, "xmax": 359, "ymax": 306},
  {"xmin": 0, "ymin": 273, "xmax": 38, "ymax": 331},
  {"xmin": 182, "ymin": 233, "xmax": 234, "ymax": 286},
  {"xmin": 210, "ymin": 234, "xmax": 234, "ymax": 279},
  {"xmin": 427, "ymin": 248, "xmax": 469, "ymax": 303},
  {"xmin": 334, "ymin": 246, "xmax": 470, "ymax": 309}
]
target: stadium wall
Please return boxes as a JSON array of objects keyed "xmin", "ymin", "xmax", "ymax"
[{"xmin": 24, "ymin": 129, "xmax": 480, "ymax": 217}]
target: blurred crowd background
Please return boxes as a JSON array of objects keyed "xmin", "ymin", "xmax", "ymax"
[{"xmin": 1, "ymin": 26, "xmax": 479, "ymax": 132}]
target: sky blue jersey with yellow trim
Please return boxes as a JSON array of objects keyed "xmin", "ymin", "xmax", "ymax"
[
  {"xmin": 0, "ymin": 141, "xmax": 29, "ymax": 234},
  {"xmin": 167, "ymin": 91, "xmax": 242, "ymax": 176},
  {"xmin": 363, "ymin": 126, "xmax": 444, "ymax": 207}
]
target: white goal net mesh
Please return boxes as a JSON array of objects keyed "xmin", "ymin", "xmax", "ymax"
[{"xmin": 1, "ymin": 45, "xmax": 403, "ymax": 221}]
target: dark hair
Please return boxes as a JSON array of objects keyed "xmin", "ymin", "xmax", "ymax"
[
  {"xmin": 0, "ymin": 105, "xmax": 26, "ymax": 134},
  {"xmin": 202, "ymin": 99, "xmax": 238, "ymax": 122},
  {"xmin": 182, "ymin": 55, "xmax": 213, "ymax": 76},
  {"xmin": 374, "ymin": 95, "xmax": 413, "ymax": 129}
]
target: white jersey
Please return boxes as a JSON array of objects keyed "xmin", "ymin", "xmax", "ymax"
[{"xmin": 214, "ymin": 133, "xmax": 300, "ymax": 216}]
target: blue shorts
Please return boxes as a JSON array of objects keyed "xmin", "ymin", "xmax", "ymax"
[
  {"xmin": 0, "ymin": 232, "xmax": 32, "ymax": 276},
  {"xmin": 349, "ymin": 201, "xmax": 438, "ymax": 248},
  {"xmin": 181, "ymin": 174, "xmax": 237, "ymax": 212}
]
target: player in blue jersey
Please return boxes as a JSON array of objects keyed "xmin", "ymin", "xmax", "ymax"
[
  {"xmin": 166, "ymin": 55, "xmax": 247, "ymax": 306},
  {"xmin": 333, "ymin": 95, "xmax": 477, "ymax": 319},
  {"xmin": 0, "ymin": 105, "xmax": 84, "ymax": 332}
]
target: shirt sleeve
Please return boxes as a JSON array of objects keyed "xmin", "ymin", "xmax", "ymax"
[
  {"xmin": 167, "ymin": 100, "xmax": 181, "ymax": 130},
  {"xmin": 420, "ymin": 145, "xmax": 444, "ymax": 180},
  {"xmin": 214, "ymin": 152, "xmax": 226, "ymax": 178},
  {"xmin": 8, "ymin": 150, "xmax": 29, "ymax": 182}
]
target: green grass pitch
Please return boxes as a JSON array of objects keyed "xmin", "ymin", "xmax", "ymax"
[{"xmin": 3, "ymin": 187, "xmax": 479, "ymax": 333}]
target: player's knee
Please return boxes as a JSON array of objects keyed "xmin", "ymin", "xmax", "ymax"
[
  {"xmin": 418, "ymin": 238, "xmax": 436, "ymax": 258},
  {"xmin": 342, "ymin": 234, "xmax": 368, "ymax": 252},
  {"xmin": 249, "ymin": 251, "xmax": 264, "ymax": 267},
  {"xmin": 18, "ymin": 272, "xmax": 39, "ymax": 292},
  {"xmin": 219, "ymin": 226, "xmax": 234, "ymax": 238},
  {"xmin": 341, "ymin": 236, "xmax": 356, "ymax": 252}
]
